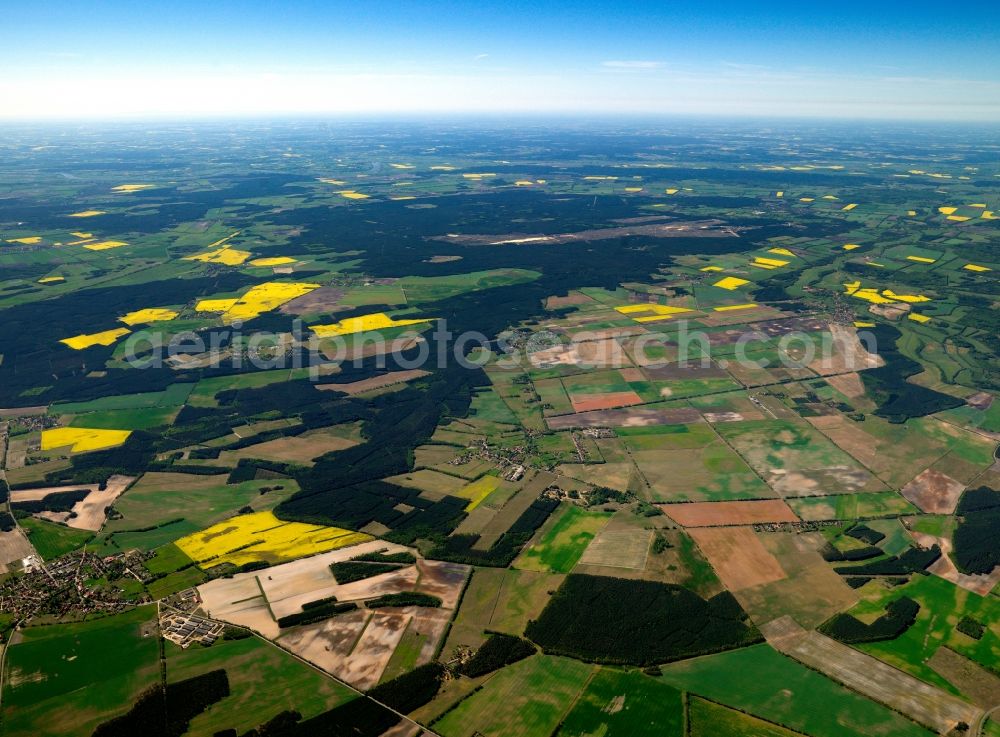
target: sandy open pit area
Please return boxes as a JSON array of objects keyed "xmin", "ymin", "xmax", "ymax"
[{"xmin": 547, "ymin": 406, "xmax": 701, "ymax": 430}]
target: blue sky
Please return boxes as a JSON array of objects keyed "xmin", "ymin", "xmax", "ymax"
[{"xmin": 3, "ymin": 1, "xmax": 998, "ymax": 120}]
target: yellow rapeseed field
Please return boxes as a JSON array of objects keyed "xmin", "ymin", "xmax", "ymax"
[
  {"xmin": 221, "ymin": 281, "xmax": 319, "ymax": 323},
  {"xmin": 842, "ymin": 203, "xmax": 858, "ymax": 211},
  {"xmin": 906, "ymin": 255, "xmax": 936, "ymax": 264},
  {"xmin": 713, "ymin": 276, "xmax": 749, "ymax": 290},
  {"xmin": 699, "ymin": 265, "xmax": 723, "ymax": 272},
  {"xmin": 714, "ymin": 303, "xmax": 757, "ymax": 312},
  {"xmin": 175, "ymin": 510, "xmax": 372, "ymax": 567},
  {"xmin": 311, "ymin": 311, "xmax": 433, "ymax": 337},
  {"xmin": 6, "ymin": 236, "xmax": 42, "ymax": 244},
  {"xmin": 60, "ymin": 327, "xmax": 131, "ymax": 350},
  {"xmin": 249, "ymin": 256, "xmax": 297, "ymax": 267},
  {"xmin": 390, "ymin": 163, "xmax": 415, "ymax": 169},
  {"xmin": 318, "ymin": 178, "xmax": 347, "ymax": 185},
  {"xmin": 454, "ymin": 475, "xmax": 501, "ymax": 511},
  {"xmin": 38, "ymin": 276, "xmax": 65, "ymax": 284},
  {"xmin": 119, "ymin": 308, "xmax": 179, "ymax": 325},
  {"xmin": 337, "ymin": 190, "xmax": 370, "ymax": 200},
  {"xmin": 83, "ymin": 240, "xmax": 129, "ymax": 251},
  {"xmin": 843, "ymin": 244, "xmax": 860, "ymax": 250},
  {"xmin": 111, "ymin": 184, "xmax": 155, "ymax": 192},
  {"xmin": 768, "ymin": 248, "xmax": 795, "ymax": 257},
  {"xmin": 963, "ymin": 264, "xmax": 991, "ymax": 272},
  {"xmin": 41, "ymin": 427, "xmax": 131, "ymax": 452},
  {"xmin": 908, "ymin": 313, "xmax": 931, "ymax": 324},
  {"xmin": 854, "ymin": 321, "xmax": 876, "ymax": 328},
  {"xmin": 68, "ymin": 210, "xmax": 106, "ymax": 218},
  {"xmin": 184, "ymin": 247, "xmax": 251, "ymax": 265},
  {"xmin": 752, "ymin": 256, "xmax": 788, "ymax": 268},
  {"xmin": 196, "ymin": 298, "xmax": 239, "ymax": 312}
]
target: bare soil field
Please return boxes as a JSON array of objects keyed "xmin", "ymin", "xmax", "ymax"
[
  {"xmin": 277, "ymin": 608, "xmax": 373, "ymax": 677},
  {"xmin": 545, "ymin": 291, "xmax": 596, "ymax": 309},
  {"xmin": 0, "ymin": 528, "xmax": 35, "ymax": 573},
  {"xmin": 965, "ymin": 392, "xmax": 993, "ymax": 411},
  {"xmin": 329, "ymin": 611, "xmax": 411, "ymax": 689},
  {"xmin": 928, "ymin": 647, "xmax": 1000, "ymax": 708},
  {"xmin": 569, "ymin": 391, "xmax": 643, "ymax": 413},
  {"xmin": 279, "ymin": 286, "xmax": 348, "ymax": 315},
  {"xmin": 761, "ymin": 616, "xmax": 982, "ymax": 735},
  {"xmin": 529, "ymin": 338, "xmax": 628, "ymax": 369},
  {"xmin": 734, "ymin": 532, "xmax": 859, "ymax": 629},
  {"xmin": 909, "ymin": 529, "xmax": 1000, "ymax": 596},
  {"xmin": 19, "ymin": 475, "xmax": 134, "ymax": 531},
  {"xmin": 688, "ymin": 527, "xmax": 786, "ymax": 591},
  {"xmin": 317, "ymin": 369, "xmax": 430, "ymax": 396},
  {"xmin": 10, "ymin": 483, "xmax": 100, "ymax": 502},
  {"xmin": 414, "ymin": 559, "xmax": 470, "ymax": 609},
  {"xmin": 808, "ymin": 323, "xmax": 883, "ymax": 376},
  {"xmin": 546, "ymin": 406, "xmax": 701, "ymax": 430},
  {"xmin": 900, "ymin": 468, "xmax": 965, "ymax": 514},
  {"xmin": 825, "ymin": 371, "xmax": 867, "ymax": 400},
  {"xmin": 660, "ymin": 499, "xmax": 799, "ymax": 527},
  {"xmin": 577, "ymin": 527, "xmax": 651, "ymax": 569}
]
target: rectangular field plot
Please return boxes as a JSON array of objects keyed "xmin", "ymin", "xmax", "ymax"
[
  {"xmin": 762, "ymin": 616, "xmax": 980, "ymax": 735},
  {"xmin": 442, "ymin": 567, "xmax": 564, "ymax": 656},
  {"xmin": 635, "ymin": 442, "xmax": 774, "ymax": 502},
  {"xmin": 434, "ymin": 655, "xmax": 594, "ymax": 737},
  {"xmin": 558, "ymin": 668, "xmax": 684, "ymax": 737},
  {"xmin": 658, "ymin": 644, "xmax": 934, "ymax": 737},
  {"xmin": 578, "ymin": 526, "xmax": 652, "ymax": 569},
  {"xmin": 688, "ymin": 696, "xmax": 809, "ymax": 737},
  {"xmin": 716, "ymin": 419, "xmax": 884, "ymax": 496},
  {"xmin": 688, "ymin": 527, "xmax": 787, "ymax": 592},
  {"xmin": 787, "ymin": 491, "xmax": 917, "ymax": 521},
  {"xmin": 165, "ymin": 634, "xmax": 357, "ymax": 736},
  {"xmin": 661, "ymin": 499, "xmax": 799, "ymax": 527},
  {"xmin": 2, "ymin": 606, "xmax": 161, "ymax": 737},
  {"xmin": 513, "ymin": 504, "xmax": 611, "ymax": 573}
]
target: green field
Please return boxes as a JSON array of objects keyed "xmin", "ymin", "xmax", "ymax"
[
  {"xmin": 514, "ymin": 505, "xmax": 610, "ymax": 573},
  {"xmin": 18, "ymin": 517, "xmax": 94, "ymax": 560},
  {"xmin": 688, "ymin": 696, "xmax": 809, "ymax": 737},
  {"xmin": 658, "ymin": 644, "xmax": 932, "ymax": 737},
  {"xmin": 165, "ymin": 636, "xmax": 357, "ymax": 735},
  {"xmin": 557, "ymin": 668, "xmax": 684, "ymax": 737},
  {"xmin": 50, "ymin": 383, "xmax": 194, "ymax": 414},
  {"xmin": 146, "ymin": 566, "xmax": 207, "ymax": 599},
  {"xmin": 435, "ymin": 655, "xmax": 594, "ymax": 737},
  {"xmin": 787, "ymin": 492, "xmax": 917, "ymax": 520},
  {"xmin": 101, "ymin": 472, "xmax": 299, "ymax": 549},
  {"xmin": 849, "ymin": 574, "xmax": 1000, "ymax": 690},
  {"xmin": 68, "ymin": 405, "xmax": 180, "ymax": 430},
  {"xmin": 2, "ymin": 606, "xmax": 161, "ymax": 737}
]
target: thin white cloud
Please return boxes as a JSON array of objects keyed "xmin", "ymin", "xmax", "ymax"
[
  {"xmin": 601, "ymin": 60, "xmax": 663, "ymax": 69},
  {"xmin": 473, "ymin": 53, "xmax": 489, "ymax": 61}
]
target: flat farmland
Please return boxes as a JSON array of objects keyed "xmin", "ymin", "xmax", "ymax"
[
  {"xmin": 688, "ymin": 697, "xmax": 809, "ymax": 737},
  {"xmin": 101, "ymin": 472, "xmax": 299, "ymax": 548},
  {"xmin": 658, "ymin": 644, "xmax": 933, "ymax": 737},
  {"xmin": 577, "ymin": 525, "xmax": 652, "ymax": 570},
  {"xmin": 434, "ymin": 655, "xmax": 595, "ymax": 737},
  {"xmin": 899, "ymin": 468, "xmax": 966, "ymax": 514},
  {"xmin": 513, "ymin": 504, "xmax": 611, "ymax": 573},
  {"xmin": 165, "ymin": 634, "xmax": 357, "ymax": 735},
  {"xmin": 660, "ymin": 499, "xmax": 799, "ymax": 527},
  {"xmin": 717, "ymin": 419, "xmax": 884, "ymax": 496},
  {"xmin": 557, "ymin": 668, "xmax": 684, "ymax": 737},
  {"xmin": 688, "ymin": 527, "xmax": 787, "ymax": 592},
  {"xmin": 733, "ymin": 532, "xmax": 859, "ymax": 629},
  {"xmin": 2, "ymin": 606, "xmax": 161, "ymax": 737},
  {"xmin": 443, "ymin": 567, "xmax": 563, "ymax": 656},
  {"xmin": 788, "ymin": 491, "xmax": 917, "ymax": 521},
  {"xmin": 761, "ymin": 616, "xmax": 980, "ymax": 735},
  {"xmin": 213, "ymin": 426, "xmax": 359, "ymax": 466}
]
